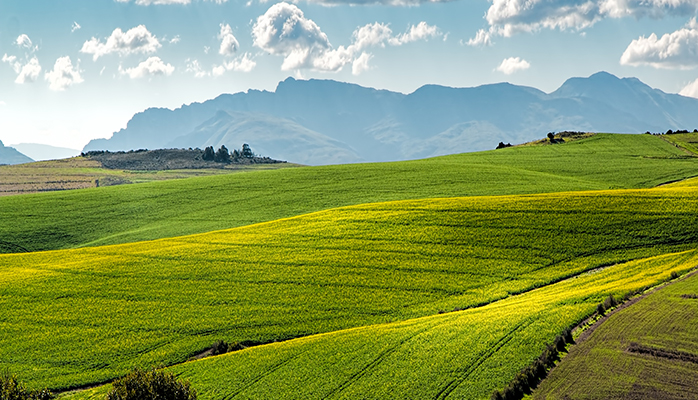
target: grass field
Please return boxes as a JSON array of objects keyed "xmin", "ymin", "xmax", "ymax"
[
  {"xmin": 660, "ymin": 131, "xmax": 698, "ymax": 156},
  {"xmin": 2, "ymin": 133, "xmax": 698, "ymax": 254},
  {"xmin": 61, "ymin": 251, "xmax": 698, "ymax": 400},
  {"xmin": 533, "ymin": 269, "xmax": 698, "ymax": 400},
  {"xmin": 0, "ymin": 157, "xmax": 294, "ymax": 197},
  {"xmin": 2, "ymin": 183, "xmax": 698, "ymax": 391}
]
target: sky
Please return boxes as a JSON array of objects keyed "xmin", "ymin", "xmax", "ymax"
[{"xmin": 2, "ymin": 0, "xmax": 698, "ymax": 150}]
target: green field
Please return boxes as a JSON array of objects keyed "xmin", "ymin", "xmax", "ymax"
[
  {"xmin": 0, "ymin": 156, "xmax": 288, "ymax": 198},
  {"xmin": 2, "ymin": 133, "xmax": 698, "ymax": 254},
  {"xmin": 533, "ymin": 270, "xmax": 698, "ymax": 400},
  {"xmin": 62, "ymin": 251, "xmax": 698, "ymax": 400},
  {"xmin": 2, "ymin": 182, "xmax": 698, "ymax": 393}
]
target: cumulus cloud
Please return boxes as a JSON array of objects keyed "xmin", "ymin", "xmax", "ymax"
[
  {"xmin": 115, "ymin": 0, "xmax": 228, "ymax": 4},
  {"xmin": 80, "ymin": 25, "xmax": 161, "ymax": 61},
  {"xmin": 212, "ymin": 53, "xmax": 257, "ymax": 76},
  {"xmin": 186, "ymin": 59, "xmax": 209, "ymax": 77},
  {"xmin": 2, "ymin": 54, "xmax": 21, "ymax": 73},
  {"xmin": 16, "ymin": 34, "xmax": 33, "ymax": 49},
  {"xmin": 253, "ymin": 3, "xmax": 440, "ymax": 72},
  {"xmin": 496, "ymin": 57, "xmax": 531, "ymax": 74},
  {"xmin": 45, "ymin": 56, "xmax": 84, "ymax": 91},
  {"xmin": 680, "ymin": 77, "xmax": 698, "ymax": 98},
  {"xmin": 620, "ymin": 22, "xmax": 698, "ymax": 69},
  {"xmin": 389, "ymin": 22, "xmax": 440, "ymax": 45},
  {"xmin": 15, "ymin": 57, "xmax": 42, "ymax": 84},
  {"xmin": 218, "ymin": 24, "xmax": 240, "ymax": 56},
  {"xmin": 352, "ymin": 52, "xmax": 372, "ymax": 75},
  {"xmin": 468, "ymin": 0, "xmax": 698, "ymax": 45},
  {"xmin": 71, "ymin": 22, "xmax": 81, "ymax": 32},
  {"xmin": 170, "ymin": 35, "xmax": 181, "ymax": 44},
  {"xmin": 121, "ymin": 56, "xmax": 174, "ymax": 78}
]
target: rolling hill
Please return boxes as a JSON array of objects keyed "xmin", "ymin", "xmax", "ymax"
[
  {"xmin": 2, "ymin": 134, "xmax": 698, "ymax": 254},
  {"xmin": 82, "ymin": 72, "xmax": 698, "ymax": 164},
  {"xmin": 2, "ymin": 183, "xmax": 698, "ymax": 393},
  {"xmin": 534, "ymin": 270, "xmax": 698, "ymax": 400}
]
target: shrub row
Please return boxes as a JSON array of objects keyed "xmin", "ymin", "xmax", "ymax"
[
  {"xmin": 490, "ymin": 328, "xmax": 574, "ymax": 400},
  {"xmin": 490, "ymin": 292, "xmax": 633, "ymax": 400},
  {"xmin": 0, "ymin": 373, "xmax": 53, "ymax": 400},
  {"xmin": 106, "ymin": 368, "xmax": 196, "ymax": 400}
]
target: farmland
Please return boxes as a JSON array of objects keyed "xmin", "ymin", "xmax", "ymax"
[
  {"xmin": 533, "ymin": 269, "xmax": 698, "ymax": 400},
  {"xmin": 0, "ymin": 156, "xmax": 294, "ymax": 197},
  {"xmin": 2, "ymin": 133, "xmax": 698, "ymax": 254},
  {"xmin": 2, "ymin": 182, "xmax": 698, "ymax": 393},
  {"xmin": 62, "ymin": 251, "xmax": 698, "ymax": 400}
]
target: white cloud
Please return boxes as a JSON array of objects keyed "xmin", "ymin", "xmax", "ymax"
[
  {"xmin": 470, "ymin": 0, "xmax": 698, "ymax": 44},
  {"xmin": 294, "ymin": 0, "xmax": 447, "ymax": 5},
  {"xmin": 16, "ymin": 34, "xmax": 33, "ymax": 49},
  {"xmin": 71, "ymin": 22, "xmax": 81, "ymax": 33},
  {"xmin": 253, "ymin": 3, "xmax": 440, "ymax": 72},
  {"xmin": 170, "ymin": 35, "xmax": 181, "ymax": 44},
  {"xmin": 218, "ymin": 24, "xmax": 240, "ymax": 56},
  {"xmin": 352, "ymin": 23, "xmax": 394, "ymax": 50},
  {"xmin": 352, "ymin": 52, "xmax": 372, "ymax": 75},
  {"xmin": 121, "ymin": 56, "xmax": 174, "ymax": 79},
  {"xmin": 115, "ymin": 0, "xmax": 229, "ymax": 4},
  {"xmin": 2, "ymin": 54, "xmax": 21, "ymax": 73},
  {"xmin": 80, "ymin": 25, "xmax": 161, "ymax": 61},
  {"xmin": 467, "ymin": 29, "xmax": 493, "ymax": 46},
  {"xmin": 496, "ymin": 57, "xmax": 531, "ymax": 74},
  {"xmin": 213, "ymin": 53, "xmax": 257, "ymax": 76},
  {"xmin": 14, "ymin": 57, "xmax": 42, "ymax": 84},
  {"xmin": 186, "ymin": 59, "xmax": 209, "ymax": 77},
  {"xmin": 620, "ymin": 22, "xmax": 698, "ymax": 69},
  {"xmin": 389, "ymin": 22, "xmax": 440, "ymax": 45},
  {"xmin": 680, "ymin": 77, "xmax": 698, "ymax": 98},
  {"xmin": 45, "ymin": 56, "xmax": 84, "ymax": 91}
]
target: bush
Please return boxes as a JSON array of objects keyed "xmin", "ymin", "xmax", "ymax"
[
  {"xmin": 0, "ymin": 373, "xmax": 53, "ymax": 400},
  {"xmin": 202, "ymin": 146, "xmax": 215, "ymax": 161},
  {"xmin": 214, "ymin": 146, "xmax": 230, "ymax": 163},
  {"xmin": 603, "ymin": 295, "xmax": 617, "ymax": 310},
  {"xmin": 106, "ymin": 368, "xmax": 196, "ymax": 400},
  {"xmin": 596, "ymin": 302, "xmax": 606, "ymax": 316}
]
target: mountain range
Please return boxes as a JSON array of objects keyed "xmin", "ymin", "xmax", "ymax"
[
  {"xmin": 0, "ymin": 140, "xmax": 33, "ymax": 165},
  {"xmin": 83, "ymin": 72, "xmax": 698, "ymax": 165}
]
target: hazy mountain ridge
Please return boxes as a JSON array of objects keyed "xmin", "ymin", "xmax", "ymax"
[
  {"xmin": 83, "ymin": 72, "xmax": 698, "ymax": 165},
  {"xmin": 0, "ymin": 140, "xmax": 33, "ymax": 165}
]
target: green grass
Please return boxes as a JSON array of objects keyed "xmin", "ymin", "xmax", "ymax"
[
  {"xmin": 660, "ymin": 131, "xmax": 698, "ymax": 155},
  {"xmin": 2, "ymin": 133, "xmax": 698, "ymax": 254},
  {"xmin": 0, "ymin": 156, "xmax": 289, "ymax": 198},
  {"xmin": 533, "ymin": 270, "xmax": 698, "ymax": 400},
  {"xmin": 61, "ymin": 251, "xmax": 698, "ymax": 400},
  {"xmin": 3, "ymin": 183, "xmax": 698, "ymax": 391}
]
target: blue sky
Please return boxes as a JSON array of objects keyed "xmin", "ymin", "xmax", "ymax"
[{"xmin": 2, "ymin": 0, "xmax": 698, "ymax": 149}]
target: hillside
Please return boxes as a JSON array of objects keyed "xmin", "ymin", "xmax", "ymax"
[
  {"xmin": 0, "ymin": 156, "xmax": 292, "ymax": 198},
  {"xmin": 2, "ymin": 184, "xmax": 698, "ymax": 392},
  {"xmin": 2, "ymin": 134, "xmax": 698, "ymax": 253},
  {"xmin": 0, "ymin": 140, "xmax": 33, "ymax": 165},
  {"xmin": 82, "ymin": 72, "xmax": 698, "ymax": 164},
  {"xmin": 534, "ymin": 270, "xmax": 698, "ymax": 400}
]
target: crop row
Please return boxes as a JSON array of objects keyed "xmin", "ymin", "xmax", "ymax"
[{"xmin": 2, "ymin": 184, "xmax": 698, "ymax": 389}]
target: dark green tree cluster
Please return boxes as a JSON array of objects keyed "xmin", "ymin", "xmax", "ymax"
[
  {"xmin": 105, "ymin": 368, "xmax": 196, "ymax": 400},
  {"xmin": 0, "ymin": 373, "xmax": 53, "ymax": 400},
  {"xmin": 490, "ymin": 328, "xmax": 574, "ymax": 400},
  {"xmin": 202, "ymin": 144, "xmax": 255, "ymax": 163}
]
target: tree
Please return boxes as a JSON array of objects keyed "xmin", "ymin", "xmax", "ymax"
[
  {"xmin": 214, "ymin": 145, "xmax": 230, "ymax": 163},
  {"xmin": 0, "ymin": 373, "xmax": 53, "ymax": 400},
  {"xmin": 241, "ymin": 143, "xmax": 254, "ymax": 158},
  {"xmin": 547, "ymin": 132, "xmax": 555, "ymax": 141},
  {"xmin": 106, "ymin": 368, "xmax": 196, "ymax": 400},
  {"xmin": 202, "ymin": 146, "xmax": 215, "ymax": 161}
]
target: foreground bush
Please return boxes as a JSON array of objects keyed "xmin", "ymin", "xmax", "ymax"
[
  {"xmin": 105, "ymin": 368, "xmax": 196, "ymax": 400},
  {"xmin": 0, "ymin": 373, "xmax": 53, "ymax": 400}
]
